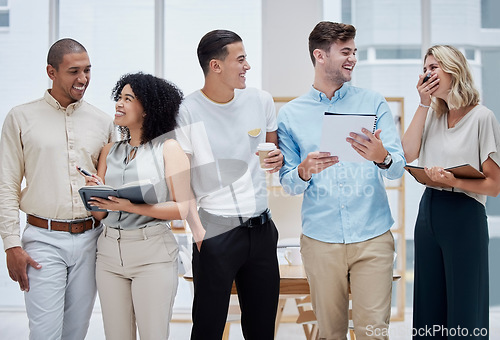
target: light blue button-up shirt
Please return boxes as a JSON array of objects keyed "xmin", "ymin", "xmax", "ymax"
[{"xmin": 277, "ymin": 84, "xmax": 405, "ymax": 244}]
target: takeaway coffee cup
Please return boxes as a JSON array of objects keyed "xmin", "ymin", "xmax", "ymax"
[{"xmin": 257, "ymin": 142, "xmax": 277, "ymax": 169}]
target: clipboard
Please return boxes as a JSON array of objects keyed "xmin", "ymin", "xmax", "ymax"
[
  {"xmin": 319, "ymin": 112, "xmax": 377, "ymax": 162},
  {"xmin": 404, "ymin": 164, "xmax": 485, "ymax": 188}
]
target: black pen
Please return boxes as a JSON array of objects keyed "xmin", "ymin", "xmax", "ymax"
[{"xmin": 77, "ymin": 166, "xmax": 103, "ymax": 185}]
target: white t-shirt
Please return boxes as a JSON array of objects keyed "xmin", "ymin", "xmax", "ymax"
[
  {"xmin": 176, "ymin": 88, "xmax": 277, "ymax": 216},
  {"xmin": 419, "ymin": 104, "xmax": 500, "ymax": 205}
]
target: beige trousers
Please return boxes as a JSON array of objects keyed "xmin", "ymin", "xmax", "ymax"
[
  {"xmin": 300, "ymin": 231, "xmax": 394, "ymax": 340},
  {"xmin": 96, "ymin": 224, "xmax": 178, "ymax": 340}
]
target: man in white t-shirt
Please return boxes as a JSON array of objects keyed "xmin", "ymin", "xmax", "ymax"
[{"xmin": 176, "ymin": 29, "xmax": 283, "ymax": 340}]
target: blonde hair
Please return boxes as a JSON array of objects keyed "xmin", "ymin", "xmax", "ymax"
[{"xmin": 424, "ymin": 45, "xmax": 480, "ymax": 116}]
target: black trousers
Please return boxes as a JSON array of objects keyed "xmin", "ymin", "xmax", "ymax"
[
  {"xmin": 413, "ymin": 188, "xmax": 489, "ymax": 339},
  {"xmin": 190, "ymin": 210, "xmax": 280, "ymax": 340}
]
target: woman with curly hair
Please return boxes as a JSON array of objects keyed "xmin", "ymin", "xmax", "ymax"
[
  {"xmin": 403, "ymin": 45, "xmax": 500, "ymax": 338},
  {"xmin": 82, "ymin": 72, "xmax": 189, "ymax": 340}
]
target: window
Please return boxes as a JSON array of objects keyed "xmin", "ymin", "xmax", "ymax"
[
  {"xmin": 375, "ymin": 48, "xmax": 420, "ymax": 60},
  {"xmin": 465, "ymin": 48, "xmax": 475, "ymax": 61},
  {"xmin": 342, "ymin": 0, "xmax": 352, "ymax": 24},
  {"xmin": 481, "ymin": 0, "xmax": 500, "ymax": 28},
  {"xmin": 0, "ymin": 0, "xmax": 9, "ymax": 28},
  {"xmin": 357, "ymin": 49, "xmax": 368, "ymax": 61}
]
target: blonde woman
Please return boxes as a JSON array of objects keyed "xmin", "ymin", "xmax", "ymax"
[{"xmin": 403, "ymin": 45, "xmax": 500, "ymax": 338}]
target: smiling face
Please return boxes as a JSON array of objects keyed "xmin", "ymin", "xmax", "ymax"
[
  {"xmin": 47, "ymin": 52, "xmax": 91, "ymax": 107},
  {"xmin": 114, "ymin": 84, "xmax": 145, "ymax": 131},
  {"xmin": 423, "ymin": 54, "xmax": 452, "ymax": 101},
  {"xmin": 217, "ymin": 41, "xmax": 251, "ymax": 91},
  {"xmin": 322, "ymin": 39, "xmax": 357, "ymax": 86}
]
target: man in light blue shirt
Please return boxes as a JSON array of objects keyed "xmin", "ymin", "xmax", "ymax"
[{"xmin": 277, "ymin": 21, "xmax": 405, "ymax": 339}]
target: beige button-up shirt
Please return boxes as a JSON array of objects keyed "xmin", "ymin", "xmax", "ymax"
[{"xmin": 0, "ymin": 90, "xmax": 115, "ymax": 250}]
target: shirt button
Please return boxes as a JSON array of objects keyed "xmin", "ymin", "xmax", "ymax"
[
  {"xmin": 341, "ymin": 205, "xmax": 345, "ymax": 209},
  {"xmin": 339, "ymin": 184, "xmax": 343, "ymax": 187}
]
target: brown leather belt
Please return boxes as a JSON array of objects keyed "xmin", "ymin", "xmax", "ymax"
[{"xmin": 27, "ymin": 215, "xmax": 98, "ymax": 234}]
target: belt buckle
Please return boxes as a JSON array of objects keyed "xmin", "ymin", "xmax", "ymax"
[
  {"xmin": 68, "ymin": 220, "xmax": 84, "ymax": 234},
  {"xmin": 67, "ymin": 220, "xmax": 77, "ymax": 234},
  {"xmin": 247, "ymin": 216, "xmax": 258, "ymax": 228},
  {"xmin": 247, "ymin": 213, "xmax": 265, "ymax": 228}
]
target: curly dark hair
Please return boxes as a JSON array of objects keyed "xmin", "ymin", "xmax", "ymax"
[{"xmin": 111, "ymin": 72, "xmax": 183, "ymax": 144}]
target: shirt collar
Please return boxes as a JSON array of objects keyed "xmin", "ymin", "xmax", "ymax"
[
  {"xmin": 44, "ymin": 90, "xmax": 83, "ymax": 112},
  {"xmin": 308, "ymin": 83, "xmax": 349, "ymax": 103}
]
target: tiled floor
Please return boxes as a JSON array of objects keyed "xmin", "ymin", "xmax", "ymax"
[{"xmin": 2, "ymin": 306, "xmax": 500, "ymax": 339}]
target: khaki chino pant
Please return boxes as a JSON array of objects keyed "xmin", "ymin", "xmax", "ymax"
[
  {"xmin": 96, "ymin": 224, "xmax": 178, "ymax": 340},
  {"xmin": 301, "ymin": 230, "xmax": 394, "ymax": 340}
]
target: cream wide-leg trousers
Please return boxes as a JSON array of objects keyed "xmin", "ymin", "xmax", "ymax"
[{"xmin": 96, "ymin": 224, "xmax": 179, "ymax": 340}]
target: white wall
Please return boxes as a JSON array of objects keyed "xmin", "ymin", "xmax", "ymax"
[
  {"xmin": 0, "ymin": 1, "xmax": 48, "ymax": 125},
  {"xmin": 262, "ymin": 0, "xmax": 323, "ymax": 240}
]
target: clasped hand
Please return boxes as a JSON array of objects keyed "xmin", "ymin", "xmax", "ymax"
[{"xmin": 346, "ymin": 128, "xmax": 387, "ymax": 163}]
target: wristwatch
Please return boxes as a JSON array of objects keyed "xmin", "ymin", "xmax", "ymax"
[{"xmin": 374, "ymin": 152, "xmax": 392, "ymax": 169}]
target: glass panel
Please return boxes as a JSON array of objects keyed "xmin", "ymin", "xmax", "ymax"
[
  {"xmin": 376, "ymin": 48, "xmax": 420, "ymax": 59},
  {"xmin": 465, "ymin": 48, "xmax": 475, "ymax": 60},
  {"xmin": 357, "ymin": 49, "xmax": 367, "ymax": 61},
  {"xmin": 342, "ymin": 0, "xmax": 352, "ymax": 24},
  {"xmin": 484, "ymin": 49, "xmax": 500, "ymax": 216},
  {"xmin": 0, "ymin": 11, "xmax": 8, "ymax": 27},
  {"xmin": 0, "ymin": 11, "xmax": 10, "ymax": 27},
  {"xmin": 482, "ymin": 0, "xmax": 500, "ymax": 28},
  {"xmin": 0, "ymin": 0, "xmax": 7, "ymax": 7}
]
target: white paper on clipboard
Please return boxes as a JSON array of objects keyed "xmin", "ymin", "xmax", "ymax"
[{"xmin": 319, "ymin": 112, "xmax": 377, "ymax": 162}]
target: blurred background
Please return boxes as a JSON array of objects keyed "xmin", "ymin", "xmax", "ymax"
[{"xmin": 1, "ymin": 0, "xmax": 499, "ymax": 338}]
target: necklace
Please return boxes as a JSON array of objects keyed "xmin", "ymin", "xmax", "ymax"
[{"xmin": 447, "ymin": 106, "xmax": 471, "ymax": 128}]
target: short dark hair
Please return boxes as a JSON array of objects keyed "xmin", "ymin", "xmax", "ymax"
[
  {"xmin": 197, "ymin": 29, "xmax": 243, "ymax": 76},
  {"xmin": 111, "ymin": 73, "xmax": 183, "ymax": 144},
  {"xmin": 308, "ymin": 21, "xmax": 356, "ymax": 66},
  {"xmin": 47, "ymin": 38, "xmax": 87, "ymax": 70}
]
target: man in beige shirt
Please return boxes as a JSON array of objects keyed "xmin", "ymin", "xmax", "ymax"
[{"xmin": 0, "ymin": 38, "xmax": 114, "ymax": 339}]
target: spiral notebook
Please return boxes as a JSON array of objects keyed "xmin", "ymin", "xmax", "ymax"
[{"xmin": 319, "ymin": 112, "xmax": 377, "ymax": 162}]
